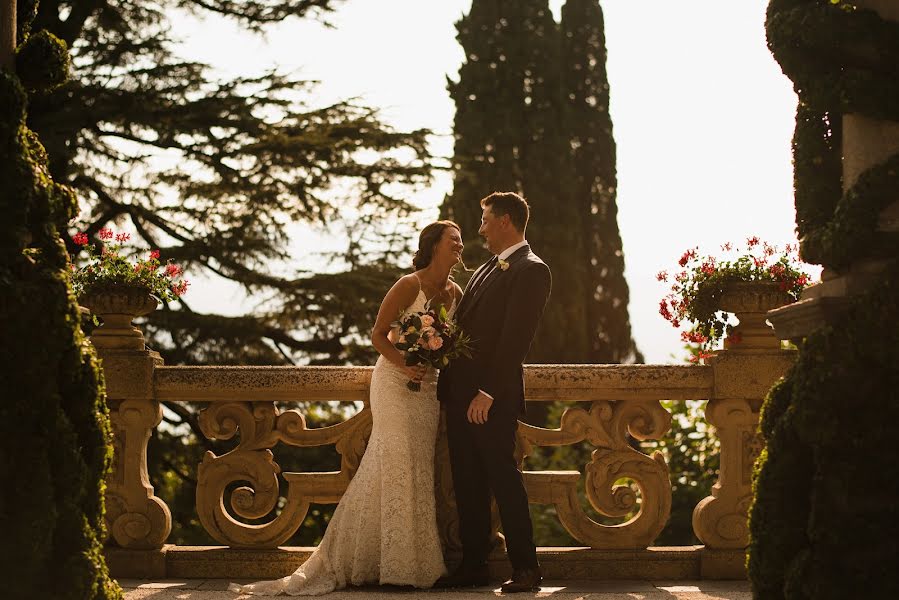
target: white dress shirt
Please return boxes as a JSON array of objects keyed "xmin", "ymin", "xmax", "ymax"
[{"xmin": 498, "ymin": 239, "xmax": 529, "ymax": 261}]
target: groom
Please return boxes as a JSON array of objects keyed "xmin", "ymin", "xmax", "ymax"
[{"xmin": 437, "ymin": 192, "xmax": 552, "ymax": 593}]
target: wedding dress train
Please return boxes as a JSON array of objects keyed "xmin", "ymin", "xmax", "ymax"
[{"xmin": 231, "ymin": 290, "xmax": 449, "ymax": 595}]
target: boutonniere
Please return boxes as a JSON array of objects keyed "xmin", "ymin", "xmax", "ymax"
[{"xmin": 497, "ymin": 258, "xmax": 510, "ymax": 271}]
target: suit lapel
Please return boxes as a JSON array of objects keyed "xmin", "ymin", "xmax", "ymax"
[
  {"xmin": 458, "ymin": 245, "xmax": 530, "ymax": 319},
  {"xmin": 457, "ymin": 257, "xmax": 493, "ymax": 314}
]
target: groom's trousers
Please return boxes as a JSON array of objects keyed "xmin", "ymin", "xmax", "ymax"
[{"xmin": 445, "ymin": 400, "xmax": 538, "ymax": 571}]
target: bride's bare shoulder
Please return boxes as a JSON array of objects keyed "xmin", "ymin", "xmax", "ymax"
[{"xmin": 384, "ymin": 273, "xmax": 420, "ymax": 300}]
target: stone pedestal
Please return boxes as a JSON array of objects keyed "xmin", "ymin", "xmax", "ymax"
[
  {"xmin": 693, "ymin": 283, "xmax": 795, "ymax": 553},
  {"xmin": 103, "ymin": 349, "xmax": 170, "ymax": 549},
  {"xmin": 84, "ymin": 288, "xmax": 172, "ymax": 549}
]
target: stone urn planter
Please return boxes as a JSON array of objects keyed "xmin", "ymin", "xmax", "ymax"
[
  {"xmin": 718, "ymin": 281, "xmax": 792, "ymax": 351},
  {"xmin": 80, "ymin": 285, "xmax": 158, "ymax": 350}
]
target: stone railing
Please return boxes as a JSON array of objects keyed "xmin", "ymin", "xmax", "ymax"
[{"xmin": 90, "ymin": 283, "xmax": 796, "ymax": 579}]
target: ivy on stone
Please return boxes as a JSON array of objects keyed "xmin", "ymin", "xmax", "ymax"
[
  {"xmin": 765, "ymin": 0, "xmax": 899, "ymax": 268},
  {"xmin": 0, "ymin": 3, "xmax": 121, "ymax": 597},
  {"xmin": 750, "ymin": 1, "xmax": 899, "ymax": 597}
]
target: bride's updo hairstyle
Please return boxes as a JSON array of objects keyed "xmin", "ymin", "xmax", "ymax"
[{"xmin": 413, "ymin": 220, "xmax": 461, "ymax": 271}]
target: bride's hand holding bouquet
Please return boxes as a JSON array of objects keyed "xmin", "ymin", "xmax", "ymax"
[{"xmin": 393, "ymin": 304, "xmax": 472, "ymax": 391}]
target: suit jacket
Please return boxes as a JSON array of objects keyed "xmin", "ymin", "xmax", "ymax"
[{"xmin": 438, "ymin": 244, "xmax": 552, "ymax": 414}]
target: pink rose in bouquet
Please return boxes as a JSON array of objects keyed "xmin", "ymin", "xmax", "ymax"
[{"xmin": 393, "ymin": 305, "xmax": 472, "ymax": 391}]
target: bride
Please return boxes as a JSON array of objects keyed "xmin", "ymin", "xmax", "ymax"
[{"xmin": 231, "ymin": 221, "xmax": 465, "ymax": 596}]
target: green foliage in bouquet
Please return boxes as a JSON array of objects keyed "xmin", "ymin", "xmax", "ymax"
[{"xmin": 393, "ymin": 305, "xmax": 472, "ymax": 391}]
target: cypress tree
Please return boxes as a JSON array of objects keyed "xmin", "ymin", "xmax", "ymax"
[
  {"xmin": 443, "ymin": 0, "xmax": 639, "ymax": 364},
  {"xmin": 444, "ymin": 0, "xmax": 527, "ymax": 266},
  {"xmin": 0, "ymin": 4, "xmax": 120, "ymax": 598},
  {"xmin": 561, "ymin": 0, "xmax": 642, "ymax": 363}
]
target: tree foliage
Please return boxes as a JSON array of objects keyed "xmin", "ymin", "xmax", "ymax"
[
  {"xmin": 23, "ymin": 0, "xmax": 436, "ymax": 546},
  {"xmin": 442, "ymin": 0, "xmax": 641, "ymax": 365},
  {"xmin": 28, "ymin": 0, "xmax": 433, "ymax": 366},
  {"xmin": 749, "ymin": 2, "xmax": 899, "ymax": 596},
  {"xmin": 561, "ymin": 0, "xmax": 641, "ymax": 364}
]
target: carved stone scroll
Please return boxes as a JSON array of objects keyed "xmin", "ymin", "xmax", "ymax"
[
  {"xmin": 518, "ymin": 400, "xmax": 672, "ymax": 549},
  {"xmin": 196, "ymin": 401, "xmax": 372, "ymax": 548}
]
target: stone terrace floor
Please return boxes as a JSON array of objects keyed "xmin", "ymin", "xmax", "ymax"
[{"xmin": 121, "ymin": 579, "xmax": 751, "ymax": 599}]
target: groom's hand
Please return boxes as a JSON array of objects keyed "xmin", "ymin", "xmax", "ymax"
[{"xmin": 467, "ymin": 392, "xmax": 493, "ymax": 424}]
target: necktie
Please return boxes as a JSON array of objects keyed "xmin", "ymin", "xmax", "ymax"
[{"xmin": 467, "ymin": 255, "xmax": 498, "ymax": 296}]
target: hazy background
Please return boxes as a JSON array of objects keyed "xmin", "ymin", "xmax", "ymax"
[{"xmin": 172, "ymin": 0, "xmax": 816, "ymax": 363}]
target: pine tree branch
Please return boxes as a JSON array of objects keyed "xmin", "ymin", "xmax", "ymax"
[
  {"xmin": 30, "ymin": 0, "xmax": 431, "ymax": 368},
  {"xmin": 274, "ymin": 342, "xmax": 297, "ymax": 365},
  {"xmin": 162, "ymin": 401, "xmax": 214, "ymax": 451},
  {"xmin": 183, "ymin": 0, "xmax": 339, "ymax": 28},
  {"xmin": 37, "ymin": 0, "xmax": 104, "ymax": 46},
  {"xmin": 148, "ymin": 310, "xmax": 346, "ymax": 356}
]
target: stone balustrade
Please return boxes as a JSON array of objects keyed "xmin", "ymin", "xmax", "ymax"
[
  {"xmin": 90, "ymin": 283, "xmax": 796, "ymax": 579},
  {"xmin": 157, "ymin": 364, "xmax": 707, "ymax": 552}
]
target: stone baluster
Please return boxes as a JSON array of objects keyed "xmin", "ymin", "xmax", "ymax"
[
  {"xmin": 692, "ymin": 283, "xmax": 796, "ymax": 577},
  {"xmin": 85, "ymin": 288, "xmax": 171, "ymax": 549}
]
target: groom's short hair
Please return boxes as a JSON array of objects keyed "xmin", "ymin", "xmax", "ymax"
[{"xmin": 480, "ymin": 192, "xmax": 529, "ymax": 233}]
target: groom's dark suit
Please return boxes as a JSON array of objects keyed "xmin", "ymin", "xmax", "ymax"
[{"xmin": 437, "ymin": 244, "xmax": 551, "ymax": 571}]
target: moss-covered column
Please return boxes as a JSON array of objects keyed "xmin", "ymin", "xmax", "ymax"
[
  {"xmin": 693, "ymin": 284, "xmax": 795, "ymax": 578},
  {"xmin": 89, "ymin": 294, "xmax": 172, "ymax": 551},
  {"xmin": 0, "ymin": 4, "xmax": 121, "ymax": 597},
  {"xmin": 752, "ymin": 1, "xmax": 899, "ymax": 597}
]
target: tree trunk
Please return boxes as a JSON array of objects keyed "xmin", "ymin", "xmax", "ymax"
[{"xmin": 0, "ymin": 0, "xmax": 15, "ymax": 71}]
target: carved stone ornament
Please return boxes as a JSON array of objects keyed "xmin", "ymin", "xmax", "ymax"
[
  {"xmin": 196, "ymin": 401, "xmax": 372, "ymax": 548},
  {"xmin": 516, "ymin": 400, "xmax": 673, "ymax": 549}
]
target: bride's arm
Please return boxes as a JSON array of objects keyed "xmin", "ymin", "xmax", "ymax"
[{"xmin": 371, "ymin": 275, "xmax": 424, "ymax": 376}]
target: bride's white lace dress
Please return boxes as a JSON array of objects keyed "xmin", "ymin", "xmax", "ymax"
[{"xmin": 230, "ymin": 289, "xmax": 450, "ymax": 596}]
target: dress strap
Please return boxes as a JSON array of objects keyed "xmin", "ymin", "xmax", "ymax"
[
  {"xmin": 411, "ymin": 272, "xmax": 424, "ymax": 297},
  {"xmin": 412, "ymin": 273, "xmax": 451, "ymax": 309}
]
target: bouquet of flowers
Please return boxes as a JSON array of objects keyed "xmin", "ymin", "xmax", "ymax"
[
  {"xmin": 71, "ymin": 227, "xmax": 189, "ymax": 302},
  {"xmin": 393, "ymin": 305, "xmax": 472, "ymax": 391},
  {"xmin": 658, "ymin": 237, "xmax": 813, "ymax": 358}
]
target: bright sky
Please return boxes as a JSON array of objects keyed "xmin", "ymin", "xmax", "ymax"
[{"xmin": 174, "ymin": 0, "xmax": 817, "ymax": 364}]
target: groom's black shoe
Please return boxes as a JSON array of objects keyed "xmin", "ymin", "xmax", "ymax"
[
  {"xmin": 500, "ymin": 566, "xmax": 543, "ymax": 593},
  {"xmin": 433, "ymin": 563, "xmax": 490, "ymax": 588}
]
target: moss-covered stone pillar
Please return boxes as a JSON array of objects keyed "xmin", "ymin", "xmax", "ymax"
[
  {"xmin": 751, "ymin": 2, "xmax": 899, "ymax": 597},
  {"xmin": 693, "ymin": 283, "xmax": 795, "ymax": 578},
  {"xmin": 89, "ymin": 291, "xmax": 172, "ymax": 550},
  {"xmin": 2, "ymin": 5, "xmax": 127, "ymax": 594}
]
